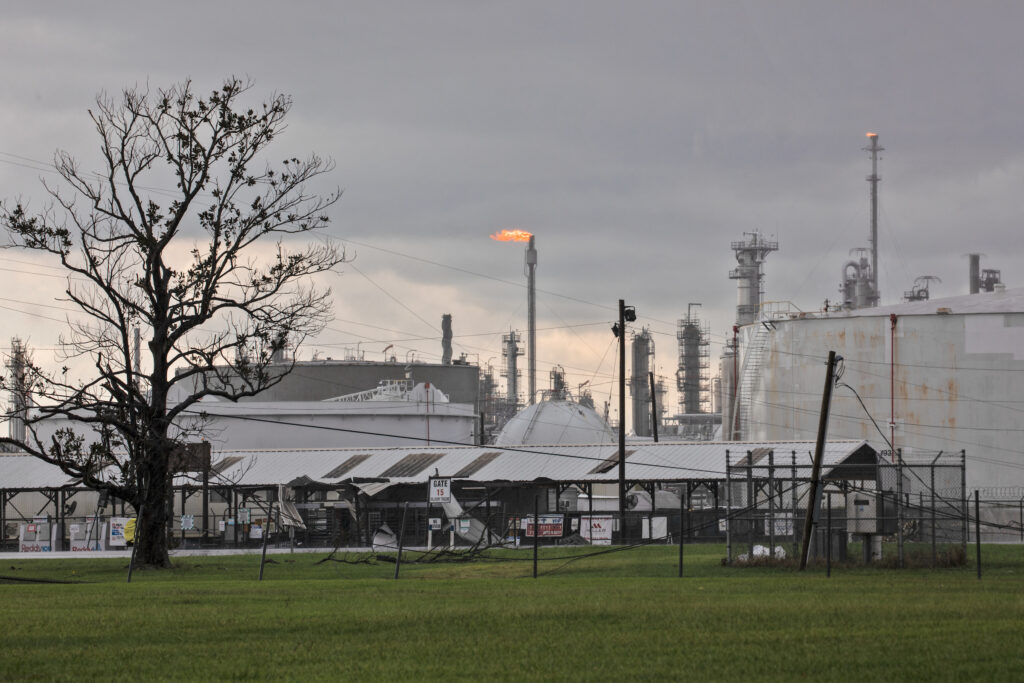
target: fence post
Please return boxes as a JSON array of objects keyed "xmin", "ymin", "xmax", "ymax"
[
  {"xmin": 532, "ymin": 495, "xmax": 539, "ymax": 579},
  {"xmin": 747, "ymin": 451, "xmax": 754, "ymax": 560},
  {"xmin": 974, "ymin": 490, "xmax": 981, "ymax": 580},
  {"xmin": 930, "ymin": 464, "xmax": 937, "ymax": 566},
  {"xmin": 394, "ymin": 502, "xmax": 408, "ymax": 580},
  {"xmin": 725, "ymin": 451, "xmax": 732, "ymax": 565},
  {"xmin": 258, "ymin": 499, "xmax": 273, "ymax": 581},
  {"xmin": 896, "ymin": 449, "xmax": 904, "ymax": 569},
  {"xmin": 678, "ymin": 484, "xmax": 685, "ymax": 578},
  {"xmin": 791, "ymin": 451, "xmax": 798, "ymax": 559},
  {"xmin": 827, "ymin": 491, "xmax": 832, "ymax": 578},
  {"xmin": 180, "ymin": 487, "xmax": 187, "ymax": 549},
  {"xmin": 960, "ymin": 450, "xmax": 968, "ymax": 555},
  {"xmin": 768, "ymin": 450, "xmax": 775, "ymax": 559}
]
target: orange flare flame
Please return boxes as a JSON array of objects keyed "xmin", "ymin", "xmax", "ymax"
[
  {"xmin": 866, "ymin": 131, "xmax": 878, "ymax": 138},
  {"xmin": 489, "ymin": 228, "xmax": 533, "ymax": 242}
]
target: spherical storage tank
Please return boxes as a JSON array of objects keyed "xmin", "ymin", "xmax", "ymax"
[{"xmin": 494, "ymin": 400, "xmax": 615, "ymax": 446}]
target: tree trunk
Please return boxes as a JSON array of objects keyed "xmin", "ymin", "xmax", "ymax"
[{"xmin": 134, "ymin": 460, "xmax": 173, "ymax": 568}]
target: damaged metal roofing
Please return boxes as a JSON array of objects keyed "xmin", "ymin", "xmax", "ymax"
[
  {"xmin": 0, "ymin": 440, "xmax": 877, "ymax": 490},
  {"xmin": 203, "ymin": 440, "xmax": 875, "ymax": 488}
]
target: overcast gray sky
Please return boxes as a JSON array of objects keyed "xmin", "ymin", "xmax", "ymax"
[{"xmin": 3, "ymin": 2, "xmax": 1023, "ymax": 418}]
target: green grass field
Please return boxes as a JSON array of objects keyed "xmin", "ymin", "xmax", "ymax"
[{"xmin": 2, "ymin": 544, "xmax": 1023, "ymax": 681}]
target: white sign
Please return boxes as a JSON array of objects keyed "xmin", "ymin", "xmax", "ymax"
[
  {"xmin": 580, "ymin": 515, "xmax": 613, "ymax": 545},
  {"xmin": 181, "ymin": 514, "xmax": 195, "ymax": 531},
  {"xmin": 642, "ymin": 516, "xmax": 668, "ymax": 540},
  {"xmin": 766, "ymin": 514, "xmax": 793, "ymax": 536},
  {"xmin": 429, "ymin": 478, "xmax": 451, "ymax": 503},
  {"xmin": 428, "ymin": 517, "xmax": 442, "ymax": 531},
  {"xmin": 109, "ymin": 517, "xmax": 130, "ymax": 547}
]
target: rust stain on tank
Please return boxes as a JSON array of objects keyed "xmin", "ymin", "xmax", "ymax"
[
  {"xmin": 946, "ymin": 378, "xmax": 958, "ymax": 401},
  {"xmin": 896, "ymin": 372, "xmax": 910, "ymax": 401}
]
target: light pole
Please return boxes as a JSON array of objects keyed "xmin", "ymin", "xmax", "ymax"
[{"xmin": 613, "ymin": 299, "xmax": 636, "ymax": 539}]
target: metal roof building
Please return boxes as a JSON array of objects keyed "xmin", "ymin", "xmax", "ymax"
[{"xmin": 0, "ymin": 440, "xmax": 876, "ymax": 491}]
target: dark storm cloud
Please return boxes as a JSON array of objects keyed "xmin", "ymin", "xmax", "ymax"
[{"xmin": 4, "ymin": 1, "xmax": 1024, "ymax": 396}]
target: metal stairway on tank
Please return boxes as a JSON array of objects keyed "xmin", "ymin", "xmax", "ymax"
[{"xmin": 734, "ymin": 321, "xmax": 771, "ymax": 441}]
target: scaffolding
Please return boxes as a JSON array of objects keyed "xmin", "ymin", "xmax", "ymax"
[{"xmin": 676, "ymin": 305, "xmax": 710, "ymax": 416}]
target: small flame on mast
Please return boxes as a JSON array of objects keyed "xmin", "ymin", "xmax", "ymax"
[{"xmin": 490, "ymin": 228, "xmax": 533, "ymax": 242}]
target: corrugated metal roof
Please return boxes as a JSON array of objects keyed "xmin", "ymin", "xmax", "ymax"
[
  {"xmin": 205, "ymin": 440, "xmax": 871, "ymax": 488},
  {"xmin": 0, "ymin": 457, "xmax": 78, "ymax": 490},
  {"xmin": 0, "ymin": 440, "xmax": 875, "ymax": 490}
]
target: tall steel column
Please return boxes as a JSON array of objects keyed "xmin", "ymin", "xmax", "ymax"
[
  {"xmin": 865, "ymin": 132, "xmax": 883, "ymax": 306},
  {"xmin": 526, "ymin": 236, "xmax": 537, "ymax": 405}
]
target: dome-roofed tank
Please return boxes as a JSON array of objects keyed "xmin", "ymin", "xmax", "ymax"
[{"xmin": 494, "ymin": 400, "xmax": 615, "ymax": 446}]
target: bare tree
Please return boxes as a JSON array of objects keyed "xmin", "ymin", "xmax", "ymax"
[{"xmin": 0, "ymin": 78, "xmax": 344, "ymax": 568}]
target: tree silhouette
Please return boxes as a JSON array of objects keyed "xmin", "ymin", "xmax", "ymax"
[{"xmin": 1, "ymin": 77, "xmax": 344, "ymax": 567}]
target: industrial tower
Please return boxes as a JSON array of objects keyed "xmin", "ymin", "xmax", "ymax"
[
  {"xmin": 676, "ymin": 304, "xmax": 710, "ymax": 415},
  {"xmin": 6, "ymin": 338, "xmax": 29, "ymax": 442},
  {"xmin": 629, "ymin": 328, "xmax": 655, "ymax": 437},
  {"xmin": 501, "ymin": 330, "xmax": 523, "ymax": 413},
  {"xmin": 729, "ymin": 231, "xmax": 778, "ymax": 325},
  {"xmin": 840, "ymin": 133, "xmax": 883, "ymax": 309}
]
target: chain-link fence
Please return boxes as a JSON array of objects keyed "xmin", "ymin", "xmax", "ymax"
[
  {"xmin": 7, "ymin": 447, "xmax": 1024, "ymax": 568},
  {"xmin": 722, "ymin": 449, "xmax": 973, "ymax": 566}
]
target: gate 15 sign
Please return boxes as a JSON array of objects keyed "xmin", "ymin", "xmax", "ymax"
[{"xmin": 429, "ymin": 478, "xmax": 451, "ymax": 503}]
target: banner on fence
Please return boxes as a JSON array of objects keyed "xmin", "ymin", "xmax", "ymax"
[
  {"xmin": 579, "ymin": 515, "xmax": 613, "ymax": 545},
  {"xmin": 522, "ymin": 514, "xmax": 564, "ymax": 538}
]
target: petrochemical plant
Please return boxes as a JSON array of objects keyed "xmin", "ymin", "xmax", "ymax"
[{"xmin": 2, "ymin": 132, "xmax": 1022, "ymax": 554}]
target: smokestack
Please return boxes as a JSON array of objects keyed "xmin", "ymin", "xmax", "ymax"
[
  {"xmin": 441, "ymin": 314, "xmax": 453, "ymax": 365},
  {"xmin": 865, "ymin": 132, "xmax": 883, "ymax": 306},
  {"xmin": 969, "ymin": 253, "xmax": 981, "ymax": 294},
  {"xmin": 526, "ymin": 236, "xmax": 537, "ymax": 405}
]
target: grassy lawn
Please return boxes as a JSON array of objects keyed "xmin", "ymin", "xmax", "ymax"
[{"xmin": 2, "ymin": 544, "xmax": 1022, "ymax": 681}]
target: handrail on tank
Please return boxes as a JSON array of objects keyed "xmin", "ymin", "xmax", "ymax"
[{"xmin": 758, "ymin": 300, "xmax": 806, "ymax": 321}]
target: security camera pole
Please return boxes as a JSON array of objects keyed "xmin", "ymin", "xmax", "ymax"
[
  {"xmin": 618, "ymin": 299, "xmax": 627, "ymax": 530},
  {"xmin": 614, "ymin": 300, "xmax": 636, "ymax": 538}
]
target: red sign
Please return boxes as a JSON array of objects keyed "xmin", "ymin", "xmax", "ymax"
[{"xmin": 523, "ymin": 515, "xmax": 564, "ymax": 538}]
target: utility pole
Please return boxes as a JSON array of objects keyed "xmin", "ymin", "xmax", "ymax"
[
  {"xmin": 618, "ymin": 299, "xmax": 627, "ymax": 530},
  {"xmin": 799, "ymin": 350, "xmax": 839, "ymax": 570}
]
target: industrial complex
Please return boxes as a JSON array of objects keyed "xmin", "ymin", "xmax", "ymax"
[{"xmin": 1, "ymin": 132, "xmax": 1020, "ymax": 554}]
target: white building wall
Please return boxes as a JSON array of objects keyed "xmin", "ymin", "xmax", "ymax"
[{"xmin": 28, "ymin": 400, "xmax": 479, "ymax": 453}]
